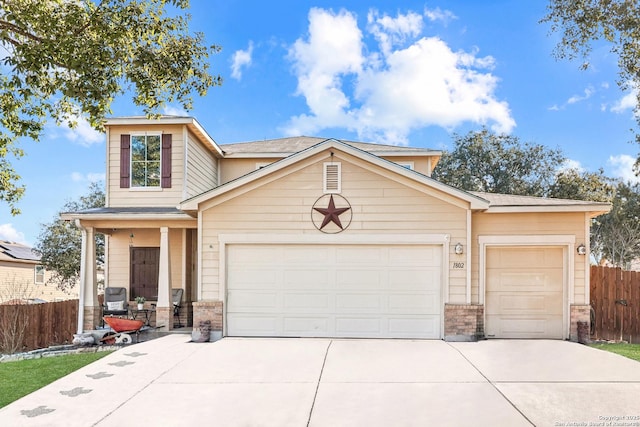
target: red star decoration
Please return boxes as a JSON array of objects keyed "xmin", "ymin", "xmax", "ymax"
[{"xmin": 314, "ymin": 195, "xmax": 351, "ymax": 230}]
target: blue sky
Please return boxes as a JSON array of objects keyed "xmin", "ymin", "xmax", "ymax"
[{"xmin": 1, "ymin": 0, "xmax": 639, "ymax": 246}]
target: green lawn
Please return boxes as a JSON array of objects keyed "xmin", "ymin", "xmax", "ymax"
[
  {"xmin": 590, "ymin": 343, "xmax": 640, "ymax": 362},
  {"xmin": 0, "ymin": 351, "xmax": 113, "ymax": 408}
]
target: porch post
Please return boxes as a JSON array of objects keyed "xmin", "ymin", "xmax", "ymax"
[
  {"xmin": 156, "ymin": 226, "xmax": 172, "ymax": 331},
  {"xmin": 77, "ymin": 222, "xmax": 98, "ymax": 333}
]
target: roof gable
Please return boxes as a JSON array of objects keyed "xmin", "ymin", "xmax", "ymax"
[{"xmin": 179, "ymin": 138, "xmax": 488, "ymax": 211}]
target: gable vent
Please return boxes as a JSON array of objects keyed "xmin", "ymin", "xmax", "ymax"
[{"xmin": 323, "ymin": 162, "xmax": 341, "ymax": 193}]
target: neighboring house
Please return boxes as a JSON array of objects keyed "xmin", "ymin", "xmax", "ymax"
[
  {"xmin": 0, "ymin": 241, "xmax": 77, "ymax": 303},
  {"xmin": 64, "ymin": 116, "xmax": 610, "ymax": 341}
]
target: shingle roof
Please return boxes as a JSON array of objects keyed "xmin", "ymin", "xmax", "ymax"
[
  {"xmin": 220, "ymin": 136, "xmax": 440, "ymax": 156},
  {"xmin": 0, "ymin": 241, "xmax": 40, "ymax": 262},
  {"xmin": 471, "ymin": 192, "xmax": 609, "ymax": 207}
]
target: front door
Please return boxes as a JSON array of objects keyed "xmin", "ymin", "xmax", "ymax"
[{"xmin": 130, "ymin": 247, "xmax": 160, "ymax": 301}]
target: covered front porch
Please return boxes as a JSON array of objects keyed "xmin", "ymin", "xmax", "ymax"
[{"xmin": 65, "ymin": 207, "xmax": 198, "ymax": 333}]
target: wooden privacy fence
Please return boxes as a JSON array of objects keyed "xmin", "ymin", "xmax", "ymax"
[
  {"xmin": 0, "ymin": 299, "xmax": 78, "ymax": 354},
  {"xmin": 590, "ymin": 266, "xmax": 640, "ymax": 343}
]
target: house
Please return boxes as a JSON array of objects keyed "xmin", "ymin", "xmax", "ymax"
[
  {"xmin": 64, "ymin": 116, "xmax": 610, "ymax": 340},
  {"xmin": 0, "ymin": 241, "xmax": 77, "ymax": 303}
]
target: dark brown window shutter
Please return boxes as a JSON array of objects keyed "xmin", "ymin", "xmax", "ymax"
[
  {"xmin": 161, "ymin": 134, "xmax": 172, "ymax": 188},
  {"xmin": 120, "ymin": 134, "xmax": 130, "ymax": 188}
]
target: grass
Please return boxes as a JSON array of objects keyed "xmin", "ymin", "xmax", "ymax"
[
  {"xmin": 589, "ymin": 342, "xmax": 640, "ymax": 362},
  {"xmin": 0, "ymin": 351, "xmax": 113, "ymax": 408}
]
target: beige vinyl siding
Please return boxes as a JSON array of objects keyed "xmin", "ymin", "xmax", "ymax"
[
  {"xmin": 219, "ymin": 158, "xmax": 281, "ymax": 184},
  {"xmin": 185, "ymin": 130, "xmax": 218, "ymax": 198},
  {"xmin": 0, "ymin": 261, "xmax": 75, "ymax": 302},
  {"xmin": 471, "ymin": 212, "xmax": 587, "ymax": 305},
  {"xmin": 380, "ymin": 156, "xmax": 433, "ymax": 176},
  {"xmin": 107, "ymin": 125, "xmax": 185, "ymax": 207},
  {"xmin": 200, "ymin": 151, "xmax": 468, "ymax": 302},
  {"xmin": 106, "ymin": 228, "xmax": 184, "ymax": 299}
]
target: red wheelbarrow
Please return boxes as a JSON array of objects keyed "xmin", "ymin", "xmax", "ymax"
[{"xmin": 101, "ymin": 316, "xmax": 144, "ymax": 344}]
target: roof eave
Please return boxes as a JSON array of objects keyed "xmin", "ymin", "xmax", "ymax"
[
  {"xmin": 484, "ymin": 205, "xmax": 611, "ymax": 216},
  {"xmin": 104, "ymin": 116, "xmax": 223, "ymax": 157},
  {"xmin": 61, "ymin": 212, "xmax": 196, "ymax": 221}
]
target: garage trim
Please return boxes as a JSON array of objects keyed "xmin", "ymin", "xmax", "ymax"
[
  {"xmin": 218, "ymin": 233, "xmax": 450, "ymax": 337},
  {"xmin": 478, "ymin": 235, "xmax": 575, "ymax": 339}
]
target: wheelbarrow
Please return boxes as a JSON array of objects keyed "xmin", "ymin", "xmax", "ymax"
[{"xmin": 101, "ymin": 316, "xmax": 144, "ymax": 344}]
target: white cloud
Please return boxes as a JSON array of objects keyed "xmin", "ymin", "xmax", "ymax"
[
  {"xmin": 567, "ymin": 86, "xmax": 594, "ymax": 104},
  {"xmin": 611, "ymin": 89, "xmax": 637, "ymax": 113},
  {"xmin": 71, "ymin": 172, "xmax": 105, "ymax": 183},
  {"xmin": 423, "ymin": 7, "xmax": 457, "ymax": 25},
  {"xmin": 608, "ymin": 154, "xmax": 640, "ymax": 183},
  {"xmin": 285, "ymin": 8, "xmax": 514, "ymax": 145},
  {"xmin": 0, "ymin": 223, "xmax": 27, "ymax": 244},
  {"xmin": 162, "ymin": 105, "xmax": 189, "ymax": 116},
  {"xmin": 368, "ymin": 10, "xmax": 423, "ymax": 56},
  {"xmin": 560, "ymin": 159, "xmax": 584, "ymax": 172},
  {"xmin": 231, "ymin": 41, "xmax": 254, "ymax": 80},
  {"xmin": 64, "ymin": 115, "xmax": 103, "ymax": 147}
]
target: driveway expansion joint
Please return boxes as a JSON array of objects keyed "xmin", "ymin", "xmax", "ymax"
[
  {"xmin": 306, "ymin": 339, "xmax": 333, "ymax": 427},
  {"xmin": 446, "ymin": 341, "xmax": 536, "ymax": 426}
]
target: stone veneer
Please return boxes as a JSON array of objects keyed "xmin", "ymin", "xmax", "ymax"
[
  {"xmin": 192, "ymin": 300, "xmax": 223, "ymax": 332},
  {"xmin": 570, "ymin": 304, "xmax": 591, "ymax": 343},
  {"xmin": 444, "ymin": 304, "xmax": 484, "ymax": 341}
]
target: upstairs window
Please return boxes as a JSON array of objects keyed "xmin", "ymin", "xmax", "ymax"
[
  {"xmin": 120, "ymin": 133, "xmax": 172, "ymax": 189},
  {"xmin": 131, "ymin": 134, "xmax": 161, "ymax": 187}
]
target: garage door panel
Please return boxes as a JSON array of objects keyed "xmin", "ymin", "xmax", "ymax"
[
  {"xmin": 283, "ymin": 269, "xmax": 329, "ymax": 289},
  {"xmin": 486, "ymin": 292, "xmax": 563, "ymax": 314},
  {"xmin": 389, "ymin": 269, "xmax": 440, "ymax": 290},
  {"xmin": 283, "ymin": 293, "xmax": 330, "ymax": 310},
  {"xmin": 283, "ymin": 246, "xmax": 330, "ymax": 262},
  {"xmin": 336, "ymin": 269, "xmax": 383, "ymax": 289},
  {"xmin": 283, "ymin": 317, "xmax": 330, "ymax": 335},
  {"xmin": 487, "ymin": 270, "xmax": 564, "ymax": 292},
  {"xmin": 486, "ymin": 246, "xmax": 564, "ymax": 339},
  {"xmin": 486, "ymin": 315, "xmax": 563, "ymax": 338},
  {"xmin": 336, "ymin": 294, "xmax": 381, "ymax": 310},
  {"xmin": 227, "ymin": 270, "xmax": 279, "ymax": 288},
  {"xmin": 336, "ymin": 246, "xmax": 384, "ymax": 263},
  {"xmin": 227, "ymin": 244, "xmax": 442, "ymax": 338},
  {"xmin": 229, "ymin": 246, "xmax": 282, "ymax": 264},
  {"xmin": 388, "ymin": 293, "xmax": 439, "ymax": 312},
  {"xmin": 388, "ymin": 317, "xmax": 440, "ymax": 336},
  {"xmin": 227, "ymin": 290, "xmax": 279, "ymax": 311},
  {"xmin": 231, "ymin": 315, "xmax": 280, "ymax": 334}
]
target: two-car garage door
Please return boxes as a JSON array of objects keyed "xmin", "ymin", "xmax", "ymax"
[{"xmin": 226, "ymin": 244, "xmax": 442, "ymax": 338}]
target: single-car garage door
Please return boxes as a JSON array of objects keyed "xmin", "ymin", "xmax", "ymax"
[
  {"xmin": 485, "ymin": 246, "xmax": 564, "ymax": 339},
  {"xmin": 226, "ymin": 244, "xmax": 442, "ymax": 338}
]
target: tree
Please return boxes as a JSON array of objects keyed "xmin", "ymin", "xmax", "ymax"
[
  {"xmin": 542, "ymin": 0, "xmax": 640, "ymax": 164},
  {"xmin": 591, "ymin": 181, "xmax": 640, "ymax": 267},
  {"xmin": 547, "ymin": 168, "xmax": 616, "ymax": 202},
  {"xmin": 0, "ymin": 0, "xmax": 221, "ymax": 214},
  {"xmin": 431, "ymin": 128, "xmax": 565, "ymax": 196},
  {"xmin": 33, "ymin": 182, "xmax": 105, "ymax": 291}
]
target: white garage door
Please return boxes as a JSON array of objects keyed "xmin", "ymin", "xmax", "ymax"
[
  {"xmin": 226, "ymin": 244, "xmax": 442, "ymax": 338},
  {"xmin": 485, "ymin": 246, "xmax": 564, "ymax": 339}
]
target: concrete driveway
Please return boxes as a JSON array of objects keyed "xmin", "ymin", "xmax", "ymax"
[{"xmin": 1, "ymin": 336, "xmax": 640, "ymax": 427}]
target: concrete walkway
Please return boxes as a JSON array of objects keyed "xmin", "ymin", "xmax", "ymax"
[{"xmin": 1, "ymin": 336, "xmax": 640, "ymax": 426}]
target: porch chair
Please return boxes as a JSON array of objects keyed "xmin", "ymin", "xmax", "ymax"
[
  {"xmin": 102, "ymin": 287, "xmax": 128, "ymax": 327},
  {"xmin": 172, "ymin": 288, "xmax": 184, "ymax": 328}
]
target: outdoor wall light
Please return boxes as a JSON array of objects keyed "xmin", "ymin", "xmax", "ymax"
[
  {"xmin": 577, "ymin": 244, "xmax": 586, "ymax": 255},
  {"xmin": 454, "ymin": 242, "xmax": 464, "ymax": 255}
]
